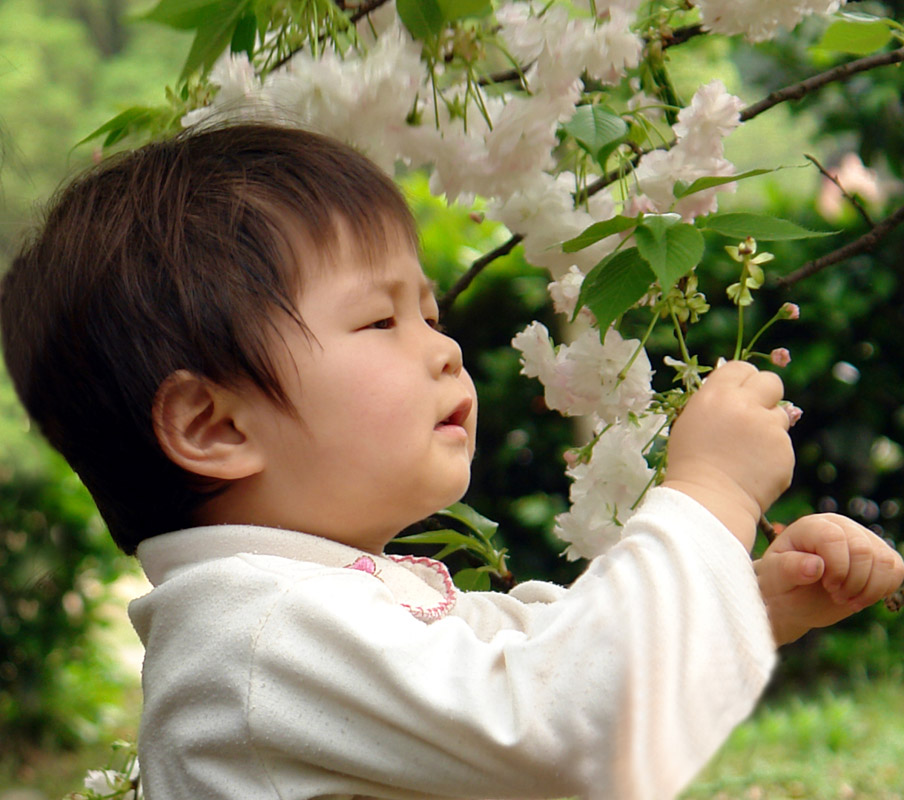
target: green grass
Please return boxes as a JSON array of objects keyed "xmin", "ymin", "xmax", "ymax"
[
  {"xmin": 3, "ymin": 681, "xmax": 903, "ymax": 799},
  {"xmin": 682, "ymin": 680, "xmax": 904, "ymax": 799}
]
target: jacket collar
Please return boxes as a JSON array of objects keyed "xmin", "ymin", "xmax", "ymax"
[{"xmin": 136, "ymin": 525, "xmax": 457, "ymax": 622}]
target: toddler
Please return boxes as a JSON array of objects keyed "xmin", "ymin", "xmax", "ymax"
[{"xmin": 1, "ymin": 123, "xmax": 901, "ymax": 800}]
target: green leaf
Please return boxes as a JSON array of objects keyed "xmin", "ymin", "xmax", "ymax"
[
  {"xmin": 672, "ymin": 168, "xmax": 774, "ymax": 199},
  {"xmin": 561, "ymin": 215, "xmax": 639, "ymax": 253},
  {"xmin": 436, "ymin": 502, "xmax": 499, "ymax": 544},
  {"xmin": 77, "ymin": 107, "xmax": 157, "ymax": 147},
  {"xmin": 575, "ymin": 248, "xmax": 655, "ymax": 331},
  {"xmin": 562, "ymin": 106, "xmax": 628, "ymax": 168},
  {"xmin": 230, "ymin": 11, "xmax": 257, "ymax": 56},
  {"xmin": 453, "ymin": 568, "xmax": 491, "ymax": 592},
  {"xmin": 700, "ymin": 212, "xmax": 836, "ymax": 241},
  {"xmin": 635, "ymin": 217, "xmax": 703, "ymax": 292},
  {"xmin": 179, "ymin": 3, "xmax": 249, "ymax": 80},
  {"xmin": 139, "ymin": 0, "xmax": 241, "ymax": 30},
  {"xmin": 437, "ymin": 0, "xmax": 492, "ymax": 20},
  {"xmin": 397, "ymin": 0, "xmax": 444, "ymax": 39},
  {"xmin": 817, "ymin": 16, "xmax": 893, "ymax": 55},
  {"xmin": 393, "ymin": 529, "xmax": 481, "ymax": 550}
]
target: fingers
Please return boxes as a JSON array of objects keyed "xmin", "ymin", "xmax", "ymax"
[
  {"xmin": 707, "ymin": 360, "xmax": 785, "ymax": 408},
  {"xmin": 756, "ymin": 550, "xmax": 825, "ymax": 596},
  {"xmin": 772, "ymin": 513, "xmax": 904, "ymax": 609}
]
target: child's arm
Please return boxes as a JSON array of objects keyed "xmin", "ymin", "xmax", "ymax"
[
  {"xmin": 662, "ymin": 360, "xmax": 794, "ymax": 551},
  {"xmin": 755, "ymin": 514, "xmax": 904, "ymax": 645}
]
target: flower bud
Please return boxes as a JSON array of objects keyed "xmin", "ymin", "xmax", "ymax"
[
  {"xmin": 780, "ymin": 401, "xmax": 803, "ymax": 427},
  {"xmin": 738, "ymin": 236, "xmax": 757, "ymax": 256},
  {"xmin": 779, "ymin": 302, "xmax": 800, "ymax": 320},
  {"xmin": 770, "ymin": 347, "xmax": 791, "ymax": 368}
]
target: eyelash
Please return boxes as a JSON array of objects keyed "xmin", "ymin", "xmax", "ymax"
[{"xmin": 367, "ymin": 317, "xmax": 444, "ymax": 332}]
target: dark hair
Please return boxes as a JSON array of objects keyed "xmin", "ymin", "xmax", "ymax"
[{"xmin": 0, "ymin": 123, "xmax": 418, "ymax": 554}]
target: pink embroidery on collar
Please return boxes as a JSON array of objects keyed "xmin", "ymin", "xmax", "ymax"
[
  {"xmin": 388, "ymin": 554, "xmax": 457, "ymax": 622},
  {"xmin": 345, "ymin": 555, "xmax": 380, "ymax": 577}
]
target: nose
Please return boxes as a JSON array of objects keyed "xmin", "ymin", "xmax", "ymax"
[{"xmin": 428, "ymin": 326, "xmax": 464, "ymax": 378}]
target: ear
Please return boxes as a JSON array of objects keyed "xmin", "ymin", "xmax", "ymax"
[{"xmin": 152, "ymin": 370, "xmax": 265, "ymax": 481}]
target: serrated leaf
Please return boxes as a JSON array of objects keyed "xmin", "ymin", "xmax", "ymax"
[
  {"xmin": 672, "ymin": 168, "xmax": 774, "ymax": 199},
  {"xmin": 635, "ymin": 218, "xmax": 703, "ymax": 291},
  {"xmin": 575, "ymin": 248, "xmax": 655, "ymax": 331},
  {"xmin": 397, "ymin": 0, "xmax": 444, "ymax": 39},
  {"xmin": 139, "ymin": 0, "xmax": 241, "ymax": 30},
  {"xmin": 437, "ymin": 0, "xmax": 491, "ymax": 20},
  {"xmin": 437, "ymin": 502, "xmax": 499, "ymax": 543},
  {"xmin": 563, "ymin": 106, "xmax": 628, "ymax": 168},
  {"xmin": 453, "ymin": 568, "xmax": 491, "ymax": 592},
  {"xmin": 701, "ymin": 212, "xmax": 835, "ymax": 241},
  {"xmin": 816, "ymin": 18, "xmax": 892, "ymax": 55},
  {"xmin": 562, "ymin": 215, "xmax": 639, "ymax": 252}
]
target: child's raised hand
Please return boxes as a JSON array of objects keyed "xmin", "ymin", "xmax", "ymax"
[
  {"xmin": 663, "ymin": 361, "xmax": 795, "ymax": 550},
  {"xmin": 755, "ymin": 514, "xmax": 904, "ymax": 645}
]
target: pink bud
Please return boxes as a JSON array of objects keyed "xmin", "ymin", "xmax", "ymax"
[
  {"xmin": 781, "ymin": 402, "xmax": 803, "ymax": 427},
  {"xmin": 563, "ymin": 449, "xmax": 580, "ymax": 468},
  {"xmin": 780, "ymin": 302, "xmax": 800, "ymax": 320},
  {"xmin": 770, "ymin": 347, "xmax": 792, "ymax": 368}
]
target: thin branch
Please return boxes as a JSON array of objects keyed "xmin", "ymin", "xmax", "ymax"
[
  {"xmin": 660, "ymin": 23, "xmax": 705, "ymax": 50},
  {"xmin": 805, "ymin": 153, "xmax": 874, "ymax": 227},
  {"xmin": 270, "ymin": 0, "xmax": 393, "ymax": 72},
  {"xmin": 777, "ymin": 203, "xmax": 904, "ymax": 287},
  {"xmin": 439, "ymin": 233, "xmax": 524, "ymax": 316},
  {"xmin": 740, "ymin": 47, "xmax": 904, "ymax": 122}
]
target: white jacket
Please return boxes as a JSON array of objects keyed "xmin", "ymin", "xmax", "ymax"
[{"xmin": 129, "ymin": 487, "xmax": 776, "ymax": 800}]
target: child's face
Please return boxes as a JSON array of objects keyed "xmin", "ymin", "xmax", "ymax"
[{"xmin": 235, "ymin": 225, "xmax": 477, "ymax": 553}]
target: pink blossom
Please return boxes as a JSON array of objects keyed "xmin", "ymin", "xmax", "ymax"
[
  {"xmin": 780, "ymin": 303, "xmax": 800, "ymax": 320},
  {"xmin": 770, "ymin": 347, "xmax": 792, "ymax": 368}
]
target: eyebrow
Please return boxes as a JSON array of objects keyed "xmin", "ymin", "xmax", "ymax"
[{"xmin": 341, "ymin": 277, "xmax": 437, "ymax": 304}]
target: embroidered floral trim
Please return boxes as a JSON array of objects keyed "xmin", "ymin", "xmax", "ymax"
[{"xmin": 388, "ymin": 554, "xmax": 457, "ymax": 622}]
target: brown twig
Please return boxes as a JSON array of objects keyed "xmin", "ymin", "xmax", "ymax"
[
  {"xmin": 740, "ymin": 48, "xmax": 904, "ymax": 122},
  {"xmin": 805, "ymin": 153, "xmax": 874, "ymax": 227},
  {"xmin": 438, "ymin": 233, "xmax": 523, "ymax": 316},
  {"xmin": 776, "ymin": 204, "xmax": 904, "ymax": 287},
  {"xmin": 270, "ymin": 0, "xmax": 393, "ymax": 72},
  {"xmin": 661, "ymin": 23, "xmax": 705, "ymax": 50}
]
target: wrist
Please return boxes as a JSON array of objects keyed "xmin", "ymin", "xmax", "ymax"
[{"xmin": 661, "ymin": 475, "xmax": 761, "ymax": 551}]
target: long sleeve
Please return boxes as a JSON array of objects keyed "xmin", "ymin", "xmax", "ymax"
[{"xmin": 130, "ymin": 487, "xmax": 775, "ymax": 800}]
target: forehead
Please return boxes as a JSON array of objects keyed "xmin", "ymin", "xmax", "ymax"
[{"xmin": 285, "ymin": 214, "xmax": 429, "ymax": 293}]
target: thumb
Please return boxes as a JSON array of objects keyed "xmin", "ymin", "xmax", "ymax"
[{"xmin": 758, "ymin": 551, "xmax": 825, "ymax": 595}]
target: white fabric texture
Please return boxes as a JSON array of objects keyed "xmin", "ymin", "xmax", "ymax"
[{"xmin": 129, "ymin": 486, "xmax": 776, "ymax": 800}]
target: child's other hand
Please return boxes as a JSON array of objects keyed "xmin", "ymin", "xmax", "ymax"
[
  {"xmin": 756, "ymin": 514, "xmax": 904, "ymax": 645},
  {"xmin": 663, "ymin": 361, "xmax": 794, "ymax": 550}
]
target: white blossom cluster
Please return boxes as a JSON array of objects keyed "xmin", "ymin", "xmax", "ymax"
[
  {"xmin": 183, "ymin": 0, "xmax": 842, "ymax": 558},
  {"xmin": 697, "ymin": 0, "xmax": 847, "ymax": 42}
]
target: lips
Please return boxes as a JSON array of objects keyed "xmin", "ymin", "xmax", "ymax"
[{"xmin": 437, "ymin": 397, "xmax": 473, "ymax": 430}]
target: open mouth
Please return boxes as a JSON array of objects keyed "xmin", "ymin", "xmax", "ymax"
[{"xmin": 437, "ymin": 397, "xmax": 472, "ymax": 430}]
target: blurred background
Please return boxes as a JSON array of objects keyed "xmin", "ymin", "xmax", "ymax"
[{"xmin": 1, "ymin": 1, "xmax": 904, "ymax": 797}]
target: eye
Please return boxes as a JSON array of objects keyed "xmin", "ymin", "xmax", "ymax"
[
  {"xmin": 368, "ymin": 317, "xmax": 395, "ymax": 330},
  {"xmin": 425, "ymin": 317, "xmax": 445, "ymax": 333}
]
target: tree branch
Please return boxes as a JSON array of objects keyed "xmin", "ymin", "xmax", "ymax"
[
  {"xmin": 661, "ymin": 24, "xmax": 705, "ymax": 50},
  {"xmin": 740, "ymin": 48, "xmax": 904, "ymax": 122},
  {"xmin": 805, "ymin": 153, "xmax": 874, "ymax": 227},
  {"xmin": 270, "ymin": 0, "xmax": 393, "ymax": 72},
  {"xmin": 776, "ymin": 203, "xmax": 904, "ymax": 287},
  {"xmin": 439, "ymin": 233, "xmax": 524, "ymax": 316}
]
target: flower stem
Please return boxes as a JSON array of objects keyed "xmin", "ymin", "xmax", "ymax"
[
  {"xmin": 733, "ymin": 302, "xmax": 745, "ymax": 361},
  {"xmin": 668, "ymin": 301, "xmax": 692, "ymax": 364},
  {"xmin": 741, "ymin": 308, "xmax": 783, "ymax": 360},
  {"xmin": 617, "ymin": 313, "xmax": 658, "ymax": 384}
]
